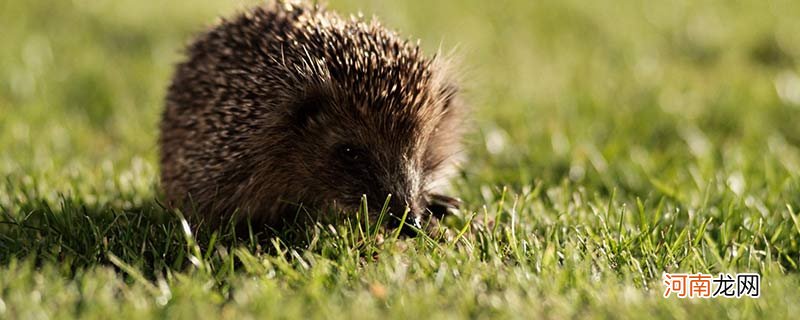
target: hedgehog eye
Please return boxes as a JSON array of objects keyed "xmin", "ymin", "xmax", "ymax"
[{"xmin": 334, "ymin": 144, "xmax": 367, "ymax": 166}]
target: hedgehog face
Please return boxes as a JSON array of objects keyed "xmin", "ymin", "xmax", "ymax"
[{"xmin": 287, "ymin": 88, "xmax": 448, "ymax": 231}]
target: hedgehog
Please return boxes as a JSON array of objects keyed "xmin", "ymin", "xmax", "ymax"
[{"xmin": 159, "ymin": 1, "xmax": 465, "ymax": 235}]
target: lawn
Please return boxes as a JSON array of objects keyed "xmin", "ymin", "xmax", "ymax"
[{"xmin": 1, "ymin": 0, "xmax": 800, "ymax": 318}]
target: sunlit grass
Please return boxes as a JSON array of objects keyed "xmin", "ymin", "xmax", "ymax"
[{"xmin": 1, "ymin": 0, "xmax": 800, "ymax": 318}]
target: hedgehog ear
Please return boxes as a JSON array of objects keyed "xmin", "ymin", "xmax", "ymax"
[{"xmin": 291, "ymin": 92, "xmax": 329, "ymax": 128}]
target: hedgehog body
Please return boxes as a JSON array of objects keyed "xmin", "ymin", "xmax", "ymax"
[{"xmin": 160, "ymin": 2, "xmax": 464, "ymax": 230}]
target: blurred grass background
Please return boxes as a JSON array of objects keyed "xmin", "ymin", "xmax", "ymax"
[{"xmin": 1, "ymin": 0, "xmax": 800, "ymax": 318}]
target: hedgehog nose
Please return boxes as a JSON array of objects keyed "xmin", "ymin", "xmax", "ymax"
[
  {"xmin": 386, "ymin": 211, "xmax": 422, "ymax": 236},
  {"xmin": 400, "ymin": 214, "xmax": 422, "ymax": 236},
  {"xmin": 385, "ymin": 199, "xmax": 423, "ymax": 236}
]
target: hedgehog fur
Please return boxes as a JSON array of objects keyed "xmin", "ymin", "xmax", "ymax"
[{"xmin": 159, "ymin": 1, "xmax": 464, "ymax": 232}]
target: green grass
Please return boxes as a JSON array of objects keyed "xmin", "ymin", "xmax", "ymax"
[{"xmin": 2, "ymin": 0, "xmax": 800, "ymax": 318}]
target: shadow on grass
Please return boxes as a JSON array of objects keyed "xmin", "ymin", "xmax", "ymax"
[
  {"xmin": 0, "ymin": 187, "xmax": 433, "ymax": 282},
  {"xmin": 0, "ymin": 194, "xmax": 321, "ymax": 277}
]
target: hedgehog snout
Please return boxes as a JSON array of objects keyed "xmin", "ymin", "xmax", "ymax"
[{"xmin": 384, "ymin": 196, "xmax": 424, "ymax": 236}]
